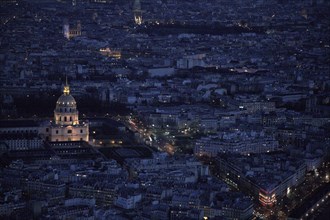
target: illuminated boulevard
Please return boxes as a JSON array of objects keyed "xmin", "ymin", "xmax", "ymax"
[
  {"xmin": 113, "ymin": 113, "xmax": 330, "ymax": 219},
  {"xmin": 206, "ymin": 156, "xmax": 330, "ymax": 220}
]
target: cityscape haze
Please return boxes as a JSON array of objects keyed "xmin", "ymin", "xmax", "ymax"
[{"xmin": 0, "ymin": 0, "xmax": 329, "ymax": 219}]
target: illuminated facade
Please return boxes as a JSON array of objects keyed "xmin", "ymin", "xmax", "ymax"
[
  {"xmin": 133, "ymin": 0, "xmax": 142, "ymax": 25},
  {"xmin": 63, "ymin": 20, "xmax": 82, "ymax": 40},
  {"xmin": 0, "ymin": 82, "xmax": 89, "ymax": 144},
  {"xmin": 99, "ymin": 48, "xmax": 121, "ymax": 59},
  {"xmin": 216, "ymin": 153, "xmax": 306, "ymax": 207},
  {"xmin": 48, "ymin": 81, "xmax": 89, "ymax": 142},
  {"xmin": 259, "ymin": 190, "xmax": 276, "ymax": 207}
]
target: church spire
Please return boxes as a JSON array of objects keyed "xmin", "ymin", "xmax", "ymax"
[{"xmin": 63, "ymin": 76, "xmax": 70, "ymax": 95}]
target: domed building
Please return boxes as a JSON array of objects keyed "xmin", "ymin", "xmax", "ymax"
[{"xmin": 48, "ymin": 81, "xmax": 89, "ymax": 142}]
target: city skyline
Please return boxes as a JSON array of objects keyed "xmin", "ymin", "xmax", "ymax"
[{"xmin": 0, "ymin": 0, "xmax": 329, "ymax": 219}]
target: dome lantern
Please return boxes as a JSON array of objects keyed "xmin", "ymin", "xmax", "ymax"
[
  {"xmin": 54, "ymin": 78, "xmax": 79, "ymax": 126},
  {"xmin": 63, "ymin": 76, "xmax": 70, "ymax": 95}
]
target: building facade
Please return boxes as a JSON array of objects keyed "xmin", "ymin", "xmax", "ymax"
[{"xmin": 48, "ymin": 82, "xmax": 89, "ymax": 142}]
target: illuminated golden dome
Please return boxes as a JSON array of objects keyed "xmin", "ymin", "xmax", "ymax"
[
  {"xmin": 56, "ymin": 94, "xmax": 76, "ymax": 108},
  {"xmin": 56, "ymin": 82, "xmax": 76, "ymax": 108},
  {"xmin": 54, "ymin": 79, "xmax": 79, "ymax": 126}
]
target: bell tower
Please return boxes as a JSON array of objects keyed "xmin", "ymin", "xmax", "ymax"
[{"xmin": 133, "ymin": 0, "xmax": 142, "ymax": 25}]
